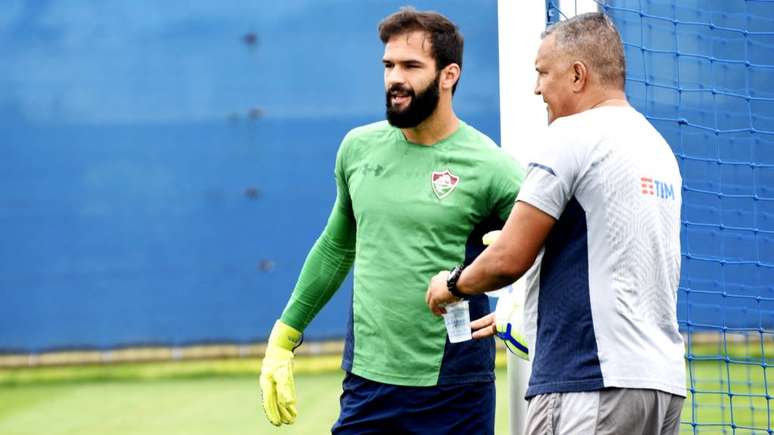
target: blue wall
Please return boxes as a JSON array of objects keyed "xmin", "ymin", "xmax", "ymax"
[
  {"xmin": 8, "ymin": 0, "xmax": 769, "ymax": 353},
  {"xmin": 0, "ymin": 1, "xmax": 501, "ymax": 351}
]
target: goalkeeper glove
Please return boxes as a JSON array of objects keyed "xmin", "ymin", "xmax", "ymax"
[
  {"xmin": 482, "ymin": 230, "xmax": 501, "ymax": 246},
  {"xmin": 260, "ymin": 320, "xmax": 302, "ymax": 426}
]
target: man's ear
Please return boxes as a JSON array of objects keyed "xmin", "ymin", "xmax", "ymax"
[
  {"xmin": 440, "ymin": 63, "xmax": 461, "ymax": 91},
  {"xmin": 571, "ymin": 61, "xmax": 588, "ymax": 92}
]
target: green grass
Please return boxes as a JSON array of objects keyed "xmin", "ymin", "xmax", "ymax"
[
  {"xmin": 683, "ymin": 360, "xmax": 773, "ymax": 434},
  {"xmin": 0, "ymin": 358, "xmax": 511, "ymax": 435},
  {"xmin": 0, "ymin": 354, "xmax": 771, "ymax": 435},
  {"xmin": 0, "ymin": 374, "xmax": 343, "ymax": 435}
]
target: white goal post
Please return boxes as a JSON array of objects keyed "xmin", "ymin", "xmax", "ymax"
[{"xmin": 497, "ymin": 1, "xmax": 598, "ymax": 434}]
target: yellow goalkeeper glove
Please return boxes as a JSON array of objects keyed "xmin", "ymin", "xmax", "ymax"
[{"xmin": 260, "ymin": 320, "xmax": 302, "ymax": 426}]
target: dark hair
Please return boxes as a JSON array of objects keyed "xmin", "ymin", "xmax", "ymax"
[
  {"xmin": 543, "ymin": 12, "xmax": 626, "ymax": 90},
  {"xmin": 378, "ymin": 7, "xmax": 464, "ymax": 93}
]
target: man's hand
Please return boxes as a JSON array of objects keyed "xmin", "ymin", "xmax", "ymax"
[
  {"xmin": 471, "ymin": 312, "xmax": 497, "ymax": 339},
  {"xmin": 426, "ymin": 270, "xmax": 457, "ymax": 316},
  {"xmin": 260, "ymin": 320, "xmax": 302, "ymax": 426}
]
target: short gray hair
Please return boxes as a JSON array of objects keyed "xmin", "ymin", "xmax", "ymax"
[{"xmin": 542, "ymin": 12, "xmax": 626, "ymax": 90}]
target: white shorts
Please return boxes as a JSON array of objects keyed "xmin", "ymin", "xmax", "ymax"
[{"xmin": 524, "ymin": 388, "xmax": 684, "ymax": 435}]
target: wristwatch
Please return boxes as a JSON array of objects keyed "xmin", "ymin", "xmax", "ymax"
[{"xmin": 446, "ymin": 265, "xmax": 467, "ymax": 299}]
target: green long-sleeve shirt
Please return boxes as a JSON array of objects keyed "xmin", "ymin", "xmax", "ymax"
[{"xmin": 281, "ymin": 120, "xmax": 523, "ymax": 386}]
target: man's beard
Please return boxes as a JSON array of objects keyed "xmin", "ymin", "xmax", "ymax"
[{"xmin": 385, "ymin": 74, "xmax": 440, "ymax": 128}]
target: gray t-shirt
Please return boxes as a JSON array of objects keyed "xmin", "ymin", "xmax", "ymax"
[{"xmin": 517, "ymin": 105, "xmax": 685, "ymax": 398}]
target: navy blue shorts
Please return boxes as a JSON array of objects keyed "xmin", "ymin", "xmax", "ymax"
[{"xmin": 331, "ymin": 372, "xmax": 495, "ymax": 435}]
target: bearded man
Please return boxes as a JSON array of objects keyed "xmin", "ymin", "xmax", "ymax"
[{"xmin": 259, "ymin": 7, "xmax": 524, "ymax": 434}]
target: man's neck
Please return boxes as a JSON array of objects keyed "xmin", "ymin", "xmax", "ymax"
[
  {"xmin": 401, "ymin": 104, "xmax": 459, "ymax": 146},
  {"xmin": 579, "ymin": 89, "xmax": 629, "ymax": 113}
]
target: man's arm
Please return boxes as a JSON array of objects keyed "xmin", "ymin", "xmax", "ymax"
[
  {"xmin": 279, "ymin": 200, "xmax": 356, "ymax": 330},
  {"xmin": 261, "ymin": 140, "xmax": 356, "ymax": 427},
  {"xmin": 426, "ymin": 201, "xmax": 555, "ymax": 316},
  {"xmin": 260, "ymin": 197, "xmax": 356, "ymax": 426},
  {"xmin": 280, "ymin": 135, "xmax": 356, "ymax": 330}
]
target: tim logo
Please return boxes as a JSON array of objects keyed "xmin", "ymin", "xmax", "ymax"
[{"xmin": 641, "ymin": 177, "xmax": 674, "ymax": 200}]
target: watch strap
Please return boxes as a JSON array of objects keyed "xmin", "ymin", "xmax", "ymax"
[{"xmin": 446, "ymin": 265, "xmax": 467, "ymax": 299}]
